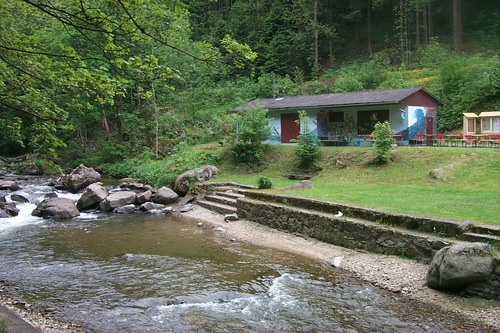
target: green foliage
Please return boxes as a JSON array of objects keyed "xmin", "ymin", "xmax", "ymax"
[
  {"xmin": 294, "ymin": 111, "xmax": 321, "ymax": 169},
  {"xmin": 1, "ymin": 0, "xmax": 499, "ymax": 164},
  {"xmin": 371, "ymin": 121, "xmax": 394, "ymax": 164},
  {"xmin": 257, "ymin": 175, "xmax": 273, "ymax": 189},
  {"xmin": 230, "ymin": 107, "xmax": 271, "ymax": 164},
  {"xmin": 436, "ymin": 54, "xmax": 500, "ymax": 130},
  {"xmin": 220, "ymin": 34, "xmax": 257, "ymax": 70},
  {"xmin": 333, "ymin": 56, "xmax": 388, "ymax": 92},
  {"xmin": 102, "ymin": 160, "xmax": 138, "ymax": 179},
  {"xmin": 0, "ymin": 319, "xmax": 6, "ymax": 333},
  {"xmin": 104, "ymin": 143, "xmax": 220, "ymax": 187}
]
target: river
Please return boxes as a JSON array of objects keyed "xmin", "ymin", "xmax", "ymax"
[{"xmin": 0, "ymin": 177, "xmax": 481, "ymax": 332}]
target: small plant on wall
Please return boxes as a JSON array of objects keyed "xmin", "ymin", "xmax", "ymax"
[{"xmin": 294, "ymin": 110, "xmax": 321, "ymax": 170}]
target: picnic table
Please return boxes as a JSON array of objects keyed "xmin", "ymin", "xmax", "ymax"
[{"xmin": 319, "ymin": 135, "xmax": 344, "ymax": 146}]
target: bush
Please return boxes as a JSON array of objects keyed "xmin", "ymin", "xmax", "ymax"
[
  {"xmin": 257, "ymin": 176, "xmax": 273, "ymax": 189},
  {"xmin": 230, "ymin": 107, "xmax": 271, "ymax": 164},
  {"xmin": 294, "ymin": 111, "xmax": 321, "ymax": 169},
  {"xmin": 371, "ymin": 121, "xmax": 394, "ymax": 164}
]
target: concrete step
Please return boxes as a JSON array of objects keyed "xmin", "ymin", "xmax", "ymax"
[
  {"xmin": 215, "ymin": 191, "xmax": 245, "ymax": 200},
  {"xmin": 197, "ymin": 200, "xmax": 237, "ymax": 215},
  {"xmin": 204, "ymin": 194, "xmax": 238, "ymax": 207},
  {"xmin": 460, "ymin": 232, "xmax": 500, "ymax": 245},
  {"xmin": 468, "ymin": 225, "xmax": 500, "ymax": 237}
]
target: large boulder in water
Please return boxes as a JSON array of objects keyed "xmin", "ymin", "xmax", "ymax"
[
  {"xmin": 174, "ymin": 165, "xmax": 219, "ymax": 196},
  {"xmin": 427, "ymin": 242, "xmax": 494, "ymax": 290},
  {"xmin": 99, "ymin": 191, "xmax": 136, "ymax": 211},
  {"xmin": 67, "ymin": 164, "xmax": 101, "ymax": 193},
  {"xmin": 152, "ymin": 186, "xmax": 178, "ymax": 204},
  {"xmin": 77, "ymin": 183, "xmax": 109, "ymax": 210},
  {"xmin": 32, "ymin": 197, "xmax": 80, "ymax": 219}
]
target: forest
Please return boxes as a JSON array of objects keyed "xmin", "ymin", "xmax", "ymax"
[{"xmin": 0, "ymin": 0, "xmax": 499, "ymax": 176}]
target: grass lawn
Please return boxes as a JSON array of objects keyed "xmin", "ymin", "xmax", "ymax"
[{"xmin": 208, "ymin": 145, "xmax": 500, "ymax": 225}]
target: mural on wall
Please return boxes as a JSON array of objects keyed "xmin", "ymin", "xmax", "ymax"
[{"xmin": 397, "ymin": 106, "xmax": 434, "ymax": 140}]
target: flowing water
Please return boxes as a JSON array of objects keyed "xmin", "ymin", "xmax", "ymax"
[{"xmin": 0, "ymin": 178, "xmax": 481, "ymax": 332}]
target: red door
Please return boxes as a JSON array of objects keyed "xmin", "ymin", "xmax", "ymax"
[
  {"xmin": 425, "ymin": 117, "xmax": 434, "ymax": 146},
  {"xmin": 281, "ymin": 113, "xmax": 300, "ymax": 143}
]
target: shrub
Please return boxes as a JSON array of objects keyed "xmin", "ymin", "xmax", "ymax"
[
  {"xmin": 257, "ymin": 176, "xmax": 273, "ymax": 189},
  {"xmin": 230, "ymin": 107, "xmax": 271, "ymax": 164},
  {"xmin": 371, "ymin": 121, "xmax": 394, "ymax": 164},
  {"xmin": 294, "ymin": 110, "xmax": 321, "ymax": 169}
]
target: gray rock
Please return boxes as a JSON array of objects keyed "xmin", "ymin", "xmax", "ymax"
[
  {"xmin": 427, "ymin": 242, "xmax": 494, "ymax": 290},
  {"xmin": 113, "ymin": 204, "xmax": 137, "ymax": 214},
  {"xmin": 136, "ymin": 190, "xmax": 152, "ymax": 204},
  {"xmin": 140, "ymin": 202, "xmax": 165, "ymax": 212},
  {"xmin": 32, "ymin": 197, "xmax": 80, "ymax": 219},
  {"xmin": 67, "ymin": 164, "xmax": 101, "ymax": 193},
  {"xmin": 284, "ymin": 180, "xmax": 314, "ymax": 190},
  {"xmin": 162, "ymin": 207, "xmax": 174, "ymax": 214},
  {"xmin": 77, "ymin": 183, "xmax": 108, "ymax": 210},
  {"xmin": 179, "ymin": 204, "xmax": 193, "ymax": 213},
  {"xmin": 10, "ymin": 192, "xmax": 30, "ymax": 203},
  {"xmin": 119, "ymin": 180, "xmax": 153, "ymax": 193},
  {"xmin": 100, "ymin": 191, "xmax": 136, "ymax": 211},
  {"xmin": 177, "ymin": 194, "xmax": 195, "ymax": 207},
  {"xmin": 429, "ymin": 168, "xmax": 445, "ymax": 180},
  {"xmin": 174, "ymin": 165, "xmax": 219, "ymax": 196},
  {"xmin": 224, "ymin": 213, "xmax": 239, "ymax": 222},
  {"xmin": 0, "ymin": 180, "xmax": 20, "ymax": 191},
  {"xmin": 153, "ymin": 186, "xmax": 178, "ymax": 204},
  {"xmin": 3, "ymin": 202, "xmax": 19, "ymax": 217}
]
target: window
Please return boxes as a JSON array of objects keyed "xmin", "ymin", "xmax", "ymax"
[
  {"xmin": 482, "ymin": 118, "xmax": 491, "ymax": 132},
  {"xmin": 466, "ymin": 118, "xmax": 476, "ymax": 133},
  {"xmin": 482, "ymin": 117, "xmax": 500, "ymax": 133},
  {"xmin": 328, "ymin": 111, "xmax": 344, "ymax": 123},
  {"xmin": 357, "ymin": 110, "xmax": 389, "ymax": 134}
]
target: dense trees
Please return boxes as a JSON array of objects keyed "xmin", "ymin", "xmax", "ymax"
[{"xmin": 0, "ymin": 0, "xmax": 498, "ymax": 168}]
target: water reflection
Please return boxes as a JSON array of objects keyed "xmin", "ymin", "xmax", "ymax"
[{"xmin": 0, "ymin": 213, "xmax": 479, "ymax": 332}]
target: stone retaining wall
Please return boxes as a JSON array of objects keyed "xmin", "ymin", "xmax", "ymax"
[
  {"xmin": 236, "ymin": 196, "xmax": 448, "ymax": 263},
  {"xmin": 235, "ymin": 191, "xmax": 500, "ymax": 300},
  {"xmin": 239, "ymin": 191, "xmax": 471, "ymax": 238}
]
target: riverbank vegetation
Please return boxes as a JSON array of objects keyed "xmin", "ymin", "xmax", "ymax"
[
  {"xmin": 1, "ymin": 0, "xmax": 499, "ymax": 163},
  {"xmin": 1, "ymin": 1, "xmax": 499, "ymax": 224}
]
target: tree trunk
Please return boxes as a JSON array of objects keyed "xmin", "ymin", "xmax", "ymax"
[
  {"xmin": 422, "ymin": 4, "xmax": 429, "ymax": 46},
  {"xmin": 367, "ymin": 0, "xmax": 372, "ymax": 54},
  {"xmin": 152, "ymin": 81, "xmax": 159, "ymax": 159},
  {"xmin": 313, "ymin": 0, "xmax": 319, "ymax": 69},
  {"xmin": 453, "ymin": 0, "xmax": 462, "ymax": 54},
  {"xmin": 415, "ymin": 0, "xmax": 421, "ymax": 45},
  {"xmin": 428, "ymin": 1, "xmax": 433, "ymax": 38}
]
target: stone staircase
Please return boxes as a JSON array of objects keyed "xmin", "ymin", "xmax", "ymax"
[{"xmin": 197, "ymin": 190, "xmax": 244, "ymax": 215}]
